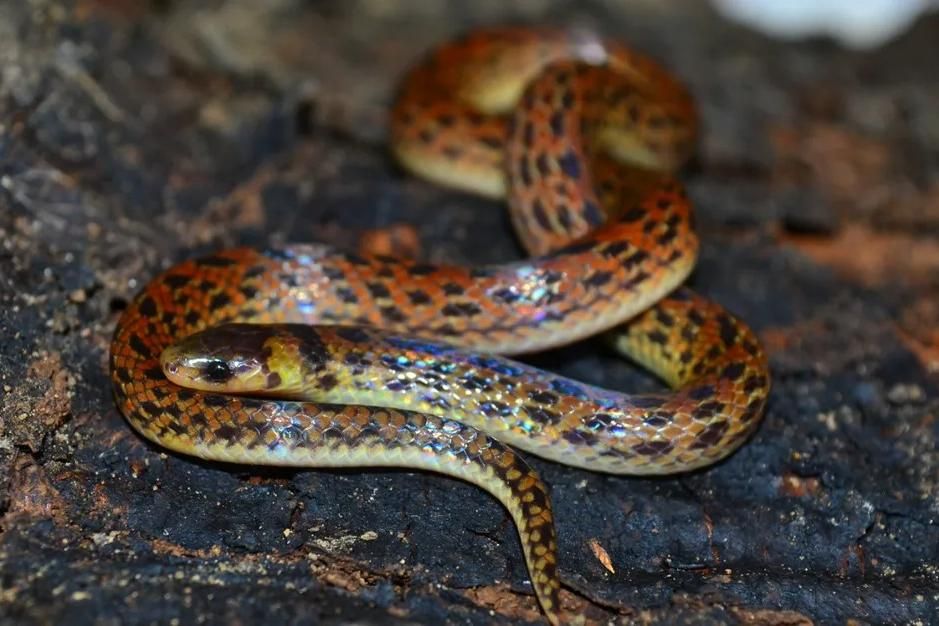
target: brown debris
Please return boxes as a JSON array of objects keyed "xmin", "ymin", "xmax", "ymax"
[
  {"xmin": 463, "ymin": 583, "xmax": 545, "ymax": 625},
  {"xmin": 731, "ymin": 608, "xmax": 815, "ymax": 626},
  {"xmin": 0, "ymin": 352, "xmax": 75, "ymax": 453},
  {"xmin": 359, "ymin": 224, "xmax": 423, "ymax": 260},
  {"xmin": 4, "ymin": 456, "xmax": 69, "ymax": 525},
  {"xmin": 781, "ymin": 224, "xmax": 939, "ymax": 288},
  {"xmin": 588, "ymin": 538, "xmax": 616, "ymax": 573},
  {"xmin": 778, "ymin": 473, "xmax": 822, "ymax": 498},
  {"xmin": 771, "ymin": 123, "xmax": 891, "ymax": 217}
]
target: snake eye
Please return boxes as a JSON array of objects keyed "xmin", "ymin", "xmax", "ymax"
[{"xmin": 202, "ymin": 359, "xmax": 233, "ymax": 384}]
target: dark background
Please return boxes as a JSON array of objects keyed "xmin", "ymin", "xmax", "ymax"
[{"xmin": 1, "ymin": 1, "xmax": 937, "ymax": 624}]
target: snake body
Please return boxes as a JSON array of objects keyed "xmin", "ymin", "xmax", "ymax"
[{"xmin": 110, "ymin": 27, "xmax": 770, "ymax": 625}]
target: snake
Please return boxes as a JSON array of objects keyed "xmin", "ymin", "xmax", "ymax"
[{"xmin": 109, "ymin": 27, "xmax": 770, "ymax": 625}]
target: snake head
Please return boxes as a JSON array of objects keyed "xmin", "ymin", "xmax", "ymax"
[{"xmin": 160, "ymin": 323, "xmax": 298, "ymax": 395}]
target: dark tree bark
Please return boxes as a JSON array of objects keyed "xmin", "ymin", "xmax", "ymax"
[{"xmin": 1, "ymin": 2, "xmax": 936, "ymax": 624}]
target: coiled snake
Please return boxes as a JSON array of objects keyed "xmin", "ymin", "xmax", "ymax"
[{"xmin": 110, "ymin": 27, "xmax": 770, "ymax": 625}]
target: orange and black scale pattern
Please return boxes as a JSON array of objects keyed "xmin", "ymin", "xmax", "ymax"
[
  {"xmin": 162, "ymin": 314, "xmax": 767, "ymax": 474},
  {"xmin": 110, "ymin": 27, "xmax": 770, "ymax": 626}
]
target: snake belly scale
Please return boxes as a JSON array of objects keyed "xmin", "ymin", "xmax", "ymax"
[{"xmin": 109, "ymin": 27, "xmax": 770, "ymax": 625}]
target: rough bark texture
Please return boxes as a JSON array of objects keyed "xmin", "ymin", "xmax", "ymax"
[{"xmin": 1, "ymin": 1, "xmax": 937, "ymax": 625}]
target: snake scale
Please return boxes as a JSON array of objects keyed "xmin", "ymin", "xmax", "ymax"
[{"xmin": 110, "ymin": 27, "xmax": 770, "ymax": 625}]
